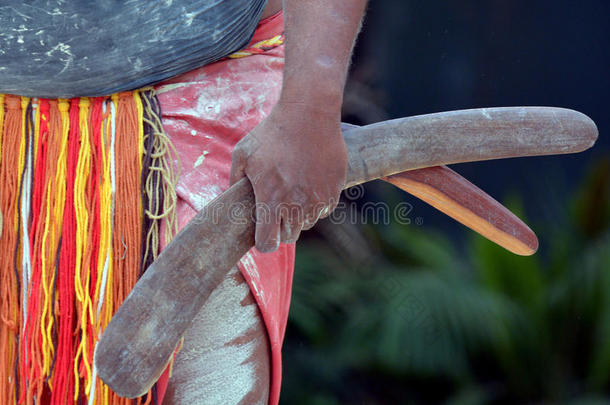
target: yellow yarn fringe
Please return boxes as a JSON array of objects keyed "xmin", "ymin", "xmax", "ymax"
[{"xmin": 0, "ymin": 89, "xmax": 178, "ymax": 404}]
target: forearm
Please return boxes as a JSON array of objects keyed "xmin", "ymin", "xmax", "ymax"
[
  {"xmin": 280, "ymin": 0, "xmax": 368, "ymax": 112},
  {"xmin": 230, "ymin": 1, "xmax": 366, "ymax": 251}
]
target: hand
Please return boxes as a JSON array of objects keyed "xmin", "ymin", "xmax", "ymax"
[{"xmin": 230, "ymin": 101, "xmax": 347, "ymax": 253}]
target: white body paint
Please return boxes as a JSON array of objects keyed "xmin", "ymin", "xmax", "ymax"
[{"xmin": 164, "ymin": 267, "xmax": 269, "ymax": 405}]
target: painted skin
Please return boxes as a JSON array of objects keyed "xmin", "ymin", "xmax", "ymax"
[{"xmin": 163, "ymin": 267, "xmax": 270, "ymax": 404}]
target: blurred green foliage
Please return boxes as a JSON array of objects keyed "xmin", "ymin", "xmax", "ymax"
[{"xmin": 281, "ymin": 158, "xmax": 610, "ymax": 405}]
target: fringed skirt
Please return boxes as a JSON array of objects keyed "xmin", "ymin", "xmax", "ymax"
[{"xmin": 0, "ymin": 90, "xmax": 178, "ymax": 404}]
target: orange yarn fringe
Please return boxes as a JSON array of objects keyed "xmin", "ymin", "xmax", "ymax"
[{"xmin": 0, "ymin": 89, "xmax": 178, "ymax": 405}]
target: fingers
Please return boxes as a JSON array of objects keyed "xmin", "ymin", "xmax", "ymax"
[
  {"xmin": 318, "ymin": 192, "xmax": 340, "ymax": 220},
  {"xmin": 280, "ymin": 216, "xmax": 302, "ymax": 245},
  {"xmin": 255, "ymin": 204, "xmax": 281, "ymax": 253},
  {"xmin": 256, "ymin": 202, "xmax": 305, "ymax": 251},
  {"xmin": 231, "ymin": 135, "xmax": 263, "ymax": 186},
  {"xmin": 301, "ymin": 191, "xmax": 340, "ymax": 230},
  {"xmin": 254, "ymin": 196, "xmax": 339, "ymax": 251},
  {"xmin": 301, "ymin": 206, "xmax": 322, "ymax": 231}
]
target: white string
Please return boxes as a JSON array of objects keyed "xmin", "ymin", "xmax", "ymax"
[
  {"xmin": 21, "ymin": 100, "xmax": 35, "ymax": 336},
  {"xmin": 88, "ymin": 363, "xmax": 98, "ymax": 405}
]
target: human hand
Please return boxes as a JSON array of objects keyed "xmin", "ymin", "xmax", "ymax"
[{"xmin": 230, "ymin": 101, "xmax": 347, "ymax": 253}]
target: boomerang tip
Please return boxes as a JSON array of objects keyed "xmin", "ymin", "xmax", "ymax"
[
  {"xmin": 94, "ymin": 306, "xmax": 172, "ymax": 398},
  {"xmin": 510, "ymin": 226, "xmax": 539, "ymax": 256},
  {"xmin": 560, "ymin": 108, "xmax": 598, "ymax": 152},
  {"xmin": 384, "ymin": 167, "xmax": 540, "ymax": 257}
]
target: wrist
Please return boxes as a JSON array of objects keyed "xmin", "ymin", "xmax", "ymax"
[
  {"xmin": 278, "ymin": 87, "xmax": 343, "ymax": 117},
  {"xmin": 275, "ymin": 98, "xmax": 342, "ymax": 125},
  {"xmin": 269, "ymin": 98, "xmax": 344, "ymax": 143}
]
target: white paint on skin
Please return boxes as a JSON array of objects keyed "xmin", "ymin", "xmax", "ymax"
[
  {"xmin": 316, "ymin": 54, "xmax": 335, "ymax": 68},
  {"xmin": 168, "ymin": 267, "xmax": 264, "ymax": 405}
]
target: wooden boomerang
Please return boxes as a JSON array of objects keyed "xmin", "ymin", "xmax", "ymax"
[
  {"xmin": 340, "ymin": 122, "xmax": 539, "ymax": 256},
  {"xmin": 95, "ymin": 107, "xmax": 597, "ymax": 397}
]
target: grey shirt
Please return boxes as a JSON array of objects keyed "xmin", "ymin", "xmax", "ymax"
[{"xmin": 0, "ymin": 0, "xmax": 266, "ymax": 98}]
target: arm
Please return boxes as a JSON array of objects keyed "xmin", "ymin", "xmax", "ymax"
[{"xmin": 230, "ymin": 0, "xmax": 368, "ymax": 252}]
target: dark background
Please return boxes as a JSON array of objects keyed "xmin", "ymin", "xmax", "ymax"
[
  {"xmin": 282, "ymin": 1, "xmax": 609, "ymax": 404},
  {"xmin": 346, "ymin": 0, "xmax": 608, "ymax": 243}
]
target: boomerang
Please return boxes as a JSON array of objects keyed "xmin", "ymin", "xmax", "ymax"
[{"xmin": 95, "ymin": 106, "xmax": 597, "ymax": 397}]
